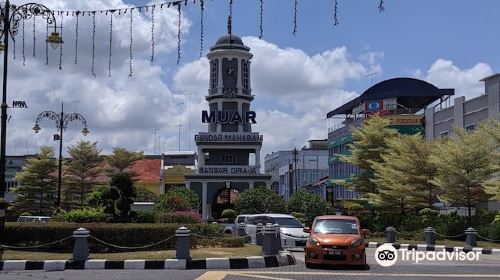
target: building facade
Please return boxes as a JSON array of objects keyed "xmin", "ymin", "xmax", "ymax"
[
  {"xmin": 160, "ymin": 151, "xmax": 196, "ymax": 193},
  {"xmin": 425, "ymin": 73, "xmax": 500, "ymax": 140},
  {"xmin": 326, "ymin": 78, "xmax": 454, "ymax": 205},
  {"xmin": 264, "ymin": 140, "xmax": 329, "ymax": 200},
  {"xmin": 185, "ymin": 34, "xmax": 271, "ymax": 220}
]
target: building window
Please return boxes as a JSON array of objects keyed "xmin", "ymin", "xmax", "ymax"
[
  {"xmin": 440, "ymin": 131, "xmax": 449, "ymax": 138},
  {"xmin": 210, "ymin": 59, "xmax": 218, "ymax": 89},
  {"xmin": 465, "ymin": 124, "xmax": 475, "ymax": 132},
  {"xmin": 242, "ymin": 61, "xmax": 249, "ymax": 90},
  {"xmin": 222, "ymin": 154, "xmax": 237, "ymax": 164}
]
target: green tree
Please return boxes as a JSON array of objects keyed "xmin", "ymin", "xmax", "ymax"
[
  {"xmin": 106, "ymin": 147, "xmax": 144, "ymax": 172},
  {"xmin": 430, "ymin": 128, "xmax": 497, "ymax": 224},
  {"xmin": 110, "ymin": 172, "xmax": 137, "ymax": 222},
  {"xmin": 235, "ymin": 186, "xmax": 287, "ymax": 214},
  {"xmin": 63, "ymin": 141, "xmax": 102, "ymax": 209},
  {"xmin": 9, "ymin": 147, "xmax": 57, "ymax": 215},
  {"xmin": 155, "ymin": 187, "xmax": 200, "ymax": 212},
  {"xmin": 371, "ymin": 134, "xmax": 438, "ymax": 213},
  {"xmin": 287, "ymin": 191, "xmax": 331, "ymax": 225},
  {"xmin": 481, "ymin": 119, "xmax": 500, "ymax": 200},
  {"xmin": 334, "ymin": 116, "xmax": 399, "ymax": 207}
]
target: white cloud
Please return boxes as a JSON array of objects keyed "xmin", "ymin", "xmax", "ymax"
[{"xmin": 419, "ymin": 59, "xmax": 493, "ymax": 100}]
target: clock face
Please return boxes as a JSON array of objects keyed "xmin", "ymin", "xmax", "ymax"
[{"xmin": 222, "ymin": 58, "xmax": 238, "ymax": 90}]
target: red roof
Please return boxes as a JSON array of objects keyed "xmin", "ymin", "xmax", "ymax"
[{"xmin": 127, "ymin": 159, "xmax": 161, "ymax": 182}]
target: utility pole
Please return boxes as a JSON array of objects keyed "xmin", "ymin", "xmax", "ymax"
[
  {"xmin": 176, "ymin": 101, "xmax": 184, "ymax": 151},
  {"xmin": 152, "ymin": 128, "xmax": 160, "ymax": 154},
  {"xmin": 177, "ymin": 124, "xmax": 183, "ymax": 151},
  {"xmin": 293, "ymin": 147, "xmax": 298, "ymax": 195}
]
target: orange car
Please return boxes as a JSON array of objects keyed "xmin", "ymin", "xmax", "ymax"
[{"xmin": 304, "ymin": 215, "xmax": 368, "ymax": 268}]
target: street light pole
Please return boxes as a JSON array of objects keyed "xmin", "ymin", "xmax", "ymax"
[
  {"xmin": 33, "ymin": 101, "xmax": 89, "ymax": 208},
  {"xmin": 0, "ymin": 0, "xmax": 62, "ymax": 248}
]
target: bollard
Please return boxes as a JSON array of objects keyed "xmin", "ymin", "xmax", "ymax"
[
  {"xmin": 262, "ymin": 223, "xmax": 282, "ymax": 255},
  {"xmin": 386, "ymin": 226, "xmax": 396, "ymax": 243},
  {"xmin": 72, "ymin": 228, "xmax": 90, "ymax": 261},
  {"xmin": 237, "ymin": 222, "xmax": 246, "ymax": 236},
  {"xmin": 175, "ymin": 227, "xmax": 192, "ymax": 260},
  {"xmin": 465, "ymin": 227, "xmax": 477, "ymax": 247},
  {"xmin": 255, "ymin": 223, "xmax": 264, "ymax": 246},
  {"xmin": 425, "ymin": 227, "xmax": 436, "ymax": 245}
]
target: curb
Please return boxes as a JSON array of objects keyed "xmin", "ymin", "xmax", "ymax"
[
  {"xmin": 365, "ymin": 242, "xmax": 500, "ymax": 255},
  {"xmin": 0, "ymin": 252, "xmax": 296, "ymax": 271}
]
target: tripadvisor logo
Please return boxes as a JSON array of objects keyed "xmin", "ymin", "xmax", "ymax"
[{"xmin": 375, "ymin": 244, "xmax": 481, "ymax": 267}]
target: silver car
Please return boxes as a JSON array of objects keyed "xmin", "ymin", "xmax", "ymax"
[{"xmin": 244, "ymin": 214, "xmax": 309, "ymax": 249}]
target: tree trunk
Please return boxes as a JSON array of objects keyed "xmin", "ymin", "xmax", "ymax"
[{"xmin": 39, "ymin": 190, "xmax": 43, "ymax": 215}]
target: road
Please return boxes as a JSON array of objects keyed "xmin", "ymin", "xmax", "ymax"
[{"xmin": 1, "ymin": 249, "xmax": 500, "ymax": 280}]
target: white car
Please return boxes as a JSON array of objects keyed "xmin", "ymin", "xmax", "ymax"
[{"xmin": 244, "ymin": 214, "xmax": 309, "ymax": 249}]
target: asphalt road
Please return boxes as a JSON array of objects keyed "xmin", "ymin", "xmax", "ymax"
[{"xmin": 1, "ymin": 248, "xmax": 500, "ymax": 280}]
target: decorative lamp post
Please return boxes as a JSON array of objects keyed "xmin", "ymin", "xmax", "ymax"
[
  {"xmin": 33, "ymin": 101, "xmax": 88, "ymax": 208},
  {"xmin": 0, "ymin": 0, "xmax": 62, "ymax": 251}
]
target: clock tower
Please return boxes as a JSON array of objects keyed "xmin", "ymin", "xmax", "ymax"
[{"xmin": 185, "ymin": 34, "xmax": 271, "ymax": 221}]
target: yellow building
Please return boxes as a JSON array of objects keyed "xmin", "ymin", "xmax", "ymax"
[{"xmin": 160, "ymin": 151, "xmax": 197, "ymax": 194}]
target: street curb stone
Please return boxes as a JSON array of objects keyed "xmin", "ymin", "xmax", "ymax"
[{"xmin": 0, "ymin": 252, "xmax": 295, "ymax": 271}]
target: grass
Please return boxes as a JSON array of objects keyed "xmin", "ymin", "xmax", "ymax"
[
  {"xmin": 366, "ymin": 238, "xmax": 500, "ymax": 249},
  {"xmin": 1, "ymin": 244, "xmax": 262, "ymax": 261}
]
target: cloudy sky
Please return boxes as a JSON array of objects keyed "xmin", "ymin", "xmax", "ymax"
[{"xmin": 4, "ymin": 0, "xmax": 499, "ymax": 159}]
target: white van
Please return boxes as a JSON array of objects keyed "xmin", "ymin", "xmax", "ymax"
[{"xmin": 17, "ymin": 216, "xmax": 50, "ymax": 223}]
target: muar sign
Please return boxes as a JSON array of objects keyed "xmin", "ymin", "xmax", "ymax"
[{"xmin": 202, "ymin": 110, "xmax": 256, "ymax": 124}]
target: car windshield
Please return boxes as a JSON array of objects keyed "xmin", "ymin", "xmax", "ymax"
[
  {"xmin": 273, "ymin": 217, "xmax": 303, "ymax": 228},
  {"xmin": 313, "ymin": 219, "xmax": 358, "ymax": 234},
  {"xmin": 236, "ymin": 216, "xmax": 246, "ymax": 223}
]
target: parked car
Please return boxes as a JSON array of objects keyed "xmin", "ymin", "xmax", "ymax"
[
  {"xmin": 244, "ymin": 214, "xmax": 309, "ymax": 249},
  {"xmin": 223, "ymin": 214, "xmax": 249, "ymax": 234},
  {"xmin": 17, "ymin": 216, "xmax": 50, "ymax": 223},
  {"xmin": 304, "ymin": 215, "xmax": 368, "ymax": 268}
]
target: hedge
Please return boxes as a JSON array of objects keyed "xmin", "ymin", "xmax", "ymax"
[{"xmin": 3, "ymin": 222, "xmax": 243, "ymax": 252}]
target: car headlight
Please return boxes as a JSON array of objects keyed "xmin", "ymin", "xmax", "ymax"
[
  {"xmin": 350, "ymin": 238, "xmax": 363, "ymax": 247},
  {"xmin": 309, "ymin": 237, "xmax": 320, "ymax": 247}
]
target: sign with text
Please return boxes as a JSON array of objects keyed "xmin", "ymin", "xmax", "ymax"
[
  {"xmin": 12, "ymin": 101, "xmax": 28, "ymax": 108},
  {"xmin": 199, "ymin": 166, "xmax": 257, "ymax": 175},
  {"xmin": 202, "ymin": 110, "xmax": 256, "ymax": 124},
  {"xmin": 195, "ymin": 133, "xmax": 263, "ymax": 143}
]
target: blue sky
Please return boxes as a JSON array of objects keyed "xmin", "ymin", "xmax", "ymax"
[{"xmin": 4, "ymin": 0, "xmax": 498, "ymax": 157}]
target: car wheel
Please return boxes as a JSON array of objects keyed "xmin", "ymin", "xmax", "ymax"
[{"xmin": 305, "ymin": 262, "xmax": 316, "ymax": 269}]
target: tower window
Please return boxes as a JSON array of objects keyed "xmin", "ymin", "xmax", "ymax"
[
  {"xmin": 211, "ymin": 59, "xmax": 218, "ymax": 89},
  {"xmin": 222, "ymin": 155, "xmax": 237, "ymax": 164},
  {"xmin": 242, "ymin": 61, "xmax": 249, "ymax": 90}
]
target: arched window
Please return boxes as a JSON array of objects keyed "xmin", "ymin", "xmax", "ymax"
[
  {"xmin": 242, "ymin": 61, "xmax": 249, "ymax": 90},
  {"xmin": 211, "ymin": 59, "xmax": 218, "ymax": 89}
]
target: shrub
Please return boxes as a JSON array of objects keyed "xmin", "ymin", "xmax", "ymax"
[
  {"xmin": 235, "ymin": 186, "xmax": 287, "ymax": 214},
  {"xmin": 287, "ymin": 191, "xmax": 331, "ymax": 225},
  {"xmin": 155, "ymin": 187, "xmax": 199, "ymax": 212},
  {"xmin": 196, "ymin": 236, "xmax": 245, "ymax": 248},
  {"xmin": 156, "ymin": 211, "xmax": 202, "ymax": 224},
  {"xmin": 4, "ymin": 222, "xmax": 226, "ymax": 252},
  {"xmin": 60, "ymin": 207, "xmax": 109, "ymax": 223},
  {"xmin": 488, "ymin": 222, "xmax": 500, "ymax": 241},
  {"xmin": 135, "ymin": 187, "xmax": 158, "ymax": 202},
  {"xmin": 221, "ymin": 209, "xmax": 236, "ymax": 223},
  {"xmin": 135, "ymin": 211, "xmax": 156, "ymax": 223},
  {"xmin": 291, "ymin": 212, "xmax": 306, "ymax": 225}
]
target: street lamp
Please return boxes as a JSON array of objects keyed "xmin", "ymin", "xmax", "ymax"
[
  {"xmin": 33, "ymin": 101, "xmax": 89, "ymax": 208},
  {"xmin": 0, "ymin": 0, "xmax": 62, "ymax": 252}
]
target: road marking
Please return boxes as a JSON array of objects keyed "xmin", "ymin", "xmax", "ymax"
[{"xmin": 196, "ymin": 271, "xmax": 500, "ymax": 280}]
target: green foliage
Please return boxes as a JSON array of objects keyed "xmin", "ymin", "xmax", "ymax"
[
  {"xmin": 287, "ymin": 191, "xmax": 331, "ymax": 225},
  {"xmin": 9, "ymin": 147, "xmax": 57, "ymax": 215},
  {"xmin": 221, "ymin": 209, "xmax": 237, "ymax": 223},
  {"xmin": 106, "ymin": 147, "xmax": 144, "ymax": 172},
  {"xmin": 335, "ymin": 116, "xmax": 399, "ymax": 202},
  {"xmin": 155, "ymin": 187, "xmax": 199, "ymax": 212},
  {"xmin": 419, "ymin": 208, "xmax": 440, "ymax": 226},
  {"xmin": 63, "ymin": 141, "xmax": 102, "ymax": 209},
  {"xmin": 58, "ymin": 207, "xmax": 109, "ymax": 223},
  {"xmin": 430, "ymin": 127, "xmax": 497, "ymax": 220},
  {"xmin": 234, "ymin": 186, "xmax": 287, "ymax": 214},
  {"xmin": 135, "ymin": 211, "xmax": 156, "ymax": 223},
  {"xmin": 135, "ymin": 187, "xmax": 158, "ymax": 202},
  {"xmin": 4, "ymin": 222, "xmax": 228, "ymax": 252},
  {"xmin": 291, "ymin": 212, "xmax": 306, "ymax": 224},
  {"xmin": 110, "ymin": 172, "xmax": 137, "ymax": 222},
  {"xmin": 488, "ymin": 223, "xmax": 500, "ymax": 240},
  {"xmin": 480, "ymin": 120, "xmax": 500, "ymax": 200},
  {"xmin": 371, "ymin": 134, "xmax": 438, "ymax": 213},
  {"xmin": 155, "ymin": 211, "xmax": 202, "ymax": 224}
]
